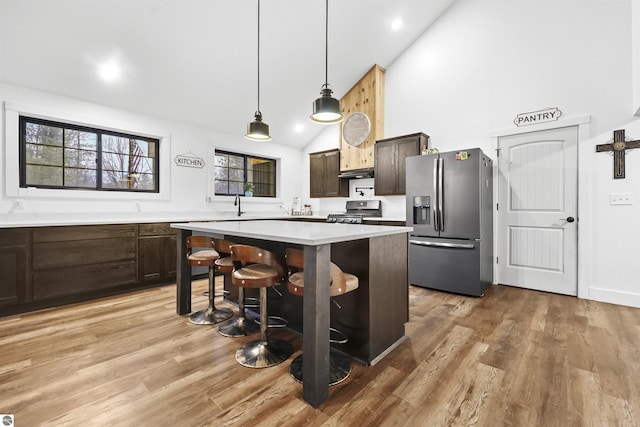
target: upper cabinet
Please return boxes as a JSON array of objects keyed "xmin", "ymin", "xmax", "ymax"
[
  {"xmin": 339, "ymin": 65, "xmax": 385, "ymax": 172},
  {"xmin": 374, "ymin": 133, "xmax": 429, "ymax": 195},
  {"xmin": 310, "ymin": 149, "xmax": 349, "ymax": 198}
]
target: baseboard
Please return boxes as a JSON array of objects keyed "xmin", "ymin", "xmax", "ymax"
[{"xmin": 588, "ymin": 287, "xmax": 640, "ymax": 309}]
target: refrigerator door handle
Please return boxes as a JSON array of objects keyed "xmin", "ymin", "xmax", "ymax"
[
  {"xmin": 438, "ymin": 157, "xmax": 444, "ymax": 231},
  {"xmin": 433, "ymin": 157, "xmax": 439, "ymax": 231},
  {"xmin": 410, "ymin": 240, "xmax": 475, "ymax": 249}
]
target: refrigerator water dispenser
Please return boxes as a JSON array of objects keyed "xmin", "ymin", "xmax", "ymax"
[{"xmin": 413, "ymin": 196, "xmax": 430, "ymax": 225}]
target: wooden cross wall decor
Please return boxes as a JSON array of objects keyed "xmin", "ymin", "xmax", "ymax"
[{"xmin": 596, "ymin": 129, "xmax": 640, "ymax": 179}]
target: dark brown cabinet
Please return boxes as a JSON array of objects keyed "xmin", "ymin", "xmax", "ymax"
[
  {"xmin": 374, "ymin": 133, "xmax": 429, "ymax": 195},
  {"xmin": 0, "ymin": 229, "xmax": 27, "ymax": 307},
  {"xmin": 310, "ymin": 149, "xmax": 349, "ymax": 198},
  {"xmin": 139, "ymin": 223, "xmax": 177, "ymax": 283},
  {"xmin": 1, "ymin": 222, "xmax": 178, "ymax": 317}
]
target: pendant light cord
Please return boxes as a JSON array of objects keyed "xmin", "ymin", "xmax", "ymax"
[
  {"xmin": 257, "ymin": 0, "xmax": 261, "ymax": 113},
  {"xmin": 324, "ymin": 0, "xmax": 329, "ymax": 87}
]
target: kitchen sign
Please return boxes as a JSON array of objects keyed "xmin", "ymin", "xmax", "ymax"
[
  {"xmin": 174, "ymin": 152, "xmax": 205, "ymax": 168},
  {"xmin": 514, "ymin": 107, "xmax": 562, "ymax": 127}
]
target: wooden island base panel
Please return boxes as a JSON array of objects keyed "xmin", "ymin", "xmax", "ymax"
[{"xmin": 171, "ymin": 220, "xmax": 411, "ymax": 407}]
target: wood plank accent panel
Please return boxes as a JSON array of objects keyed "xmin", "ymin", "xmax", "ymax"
[{"xmin": 339, "ymin": 64, "xmax": 385, "ymax": 171}]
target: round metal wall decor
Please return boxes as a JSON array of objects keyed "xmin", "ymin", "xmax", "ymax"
[{"xmin": 342, "ymin": 112, "xmax": 371, "ymax": 147}]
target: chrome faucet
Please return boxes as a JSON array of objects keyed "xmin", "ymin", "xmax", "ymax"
[{"xmin": 234, "ymin": 194, "xmax": 242, "ymax": 216}]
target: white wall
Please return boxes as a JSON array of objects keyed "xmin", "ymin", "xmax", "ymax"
[
  {"xmin": 633, "ymin": 0, "xmax": 640, "ymax": 115},
  {"xmin": 1, "ymin": 82, "xmax": 303, "ymax": 216},
  {"xmin": 304, "ymin": 0, "xmax": 639, "ymax": 307}
]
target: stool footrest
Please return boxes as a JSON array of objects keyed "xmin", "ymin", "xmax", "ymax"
[
  {"xmin": 254, "ymin": 315, "xmax": 288, "ymax": 329},
  {"xmin": 329, "ymin": 327, "xmax": 348, "ymax": 344}
]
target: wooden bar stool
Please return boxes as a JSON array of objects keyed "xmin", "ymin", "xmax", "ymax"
[
  {"xmin": 231, "ymin": 244, "xmax": 293, "ymax": 368},
  {"xmin": 215, "ymin": 239, "xmax": 260, "ymax": 338},
  {"xmin": 285, "ymin": 248, "xmax": 359, "ymax": 385},
  {"xmin": 186, "ymin": 236, "xmax": 233, "ymax": 325}
]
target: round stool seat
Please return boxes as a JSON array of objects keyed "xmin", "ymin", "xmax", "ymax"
[
  {"xmin": 287, "ymin": 270, "xmax": 359, "ymax": 297},
  {"xmin": 187, "ymin": 249, "xmax": 219, "ymax": 266},
  {"xmin": 215, "ymin": 256, "xmax": 234, "ymax": 274},
  {"xmin": 233, "ymin": 264, "xmax": 280, "ymax": 287}
]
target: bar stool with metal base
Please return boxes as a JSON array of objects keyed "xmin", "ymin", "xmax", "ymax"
[
  {"xmin": 215, "ymin": 239, "xmax": 260, "ymax": 338},
  {"xmin": 285, "ymin": 248, "xmax": 359, "ymax": 385},
  {"xmin": 231, "ymin": 244, "xmax": 293, "ymax": 368},
  {"xmin": 186, "ymin": 236, "xmax": 233, "ymax": 325}
]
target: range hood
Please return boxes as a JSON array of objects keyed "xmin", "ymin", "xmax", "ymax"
[{"xmin": 338, "ymin": 167, "xmax": 374, "ymax": 179}]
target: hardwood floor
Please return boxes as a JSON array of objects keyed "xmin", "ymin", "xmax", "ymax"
[{"xmin": 1, "ymin": 278, "xmax": 639, "ymax": 426}]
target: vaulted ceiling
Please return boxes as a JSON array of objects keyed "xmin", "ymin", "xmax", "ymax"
[{"xmin": 0, "ymin": 0, "xmax": 457, "ymax": 148}]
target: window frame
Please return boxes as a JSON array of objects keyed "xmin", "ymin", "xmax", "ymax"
[
  {"xmin": 213, "ymin": 149, "xmax": 277, "ymax": 198},
  {"xmin": 18, "ymin": 115, "xmax": 160, "ymax": 193}
]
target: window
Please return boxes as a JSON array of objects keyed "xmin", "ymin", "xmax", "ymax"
[
  {"xmin": 19, "ymin": 116, "xmax": 159, "ymax": 192},
  {"xmin": 214, "ymin": 150, "xmax": 276, "ymax": 197}
]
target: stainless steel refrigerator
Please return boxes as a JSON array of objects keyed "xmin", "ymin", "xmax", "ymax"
[{"xmin": 405, "ymin": 148, "xmax": 493, "ymax": 296}]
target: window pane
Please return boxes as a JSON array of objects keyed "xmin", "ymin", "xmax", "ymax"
[
  {"xmin": 64, "ymin": 168, "xmax": 96, "ymax": 188},
  {"xmin": 229, "ymin": 155, "xmax": 244, "ymax": 168},
  {"xmin": 64, "ymin": 148, "xmax": 97, "ymax": 169},
  {"xmin": 229, "ymin": 168, "xmax": 244, "ymax": 181},
  {"xmin": 24, "ymin": 122, "xmax": 63, "ymax": 146},
  {"xmin": 215, "ymin": 153, "xmax": 228, "ymax": 167},
  {"xmin": 65, "ymin": 129, "xmax": 97, "ymax": 150},
  {"xmin": 26, "ymin": 165, "xmax": 63, "ymax": 186},
  {"xmin": 25, "ymin": 143, "xmax": 63, "ymax": 166},
  {"xmin": 214, "ymin": 166, "xmax": 228, "ymax": 180}
]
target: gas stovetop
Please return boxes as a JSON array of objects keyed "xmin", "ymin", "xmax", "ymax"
[{"xmin": 326, "ymin": 200, "xmax": 382, "ymax": 224}]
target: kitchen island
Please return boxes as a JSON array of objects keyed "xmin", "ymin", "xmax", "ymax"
[{"xmin": 170, "ymin": 220, "xmax": 411, "ymax": 408}]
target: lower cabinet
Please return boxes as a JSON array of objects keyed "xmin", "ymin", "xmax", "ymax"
[
  {"xmin": 0, "ymin": 229, "xmax": 27, "ymax": 307},
  {"xmin": 0, "ymin": 222, "xmax": 179, "ymax": 316},
  {"xmin": 139, "ymin": 223, "xmax": 177, "ymax": 283}
]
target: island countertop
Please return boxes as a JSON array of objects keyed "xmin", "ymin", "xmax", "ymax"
[{"xmin": 170, "ymin": 220, "xmax": 412, "ymax": 245}]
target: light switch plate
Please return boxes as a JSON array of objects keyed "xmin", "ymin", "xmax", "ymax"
[{"xmin": 609, "ymin": 193, "xmax": 633, "ymax": 205}]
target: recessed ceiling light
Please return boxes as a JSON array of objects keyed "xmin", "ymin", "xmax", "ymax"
[
  {"xmin": 98, "ymin": 61, "xmax": 120, "ymax": 82},
  {"xmin": 294, "ymin": 124, "xmax": 305, "ymax": 133},
  {"xmin": 391, "ymin": 18, "xmax": 403, "ymax": 31}
]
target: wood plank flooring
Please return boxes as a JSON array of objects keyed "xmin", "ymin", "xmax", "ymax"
[{"xmin": 1, "ymin": 278, "xmax": 639, "ymax": 426}]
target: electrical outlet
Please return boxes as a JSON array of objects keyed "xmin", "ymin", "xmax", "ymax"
[{"xmin": 609, "ymin": 193, "xmax": 633, "ymax": 205}]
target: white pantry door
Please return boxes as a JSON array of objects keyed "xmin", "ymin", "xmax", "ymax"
[{"xmin": 497, "ymin": 126, "xmax": 578, "ymax": 295}]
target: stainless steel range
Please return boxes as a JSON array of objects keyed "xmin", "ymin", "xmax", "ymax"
[{"xmin": 326, "ymin": 200, "xmax": 382, "ymax": 224}]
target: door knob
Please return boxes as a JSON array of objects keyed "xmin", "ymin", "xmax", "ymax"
[{"xmin": 563, "ymin": 216, "xmax": 575, "ymax": 223}]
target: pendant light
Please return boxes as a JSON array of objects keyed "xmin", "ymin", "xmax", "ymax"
[
  {"xmin": 310, "ymin": 0, "xmax": 343, "ymax": 124},
  {"xmin": 245, "ymin": 0, "xmax": 272, "ymax": 141}
]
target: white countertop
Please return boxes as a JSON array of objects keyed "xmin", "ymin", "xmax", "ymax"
[
  {"xmin": 171, "ymin": 220, "xmax": 412, "ymax": 246},
  {"xmin": 0, "ymin": 212, "xmax": 406, "ymax": 228}
]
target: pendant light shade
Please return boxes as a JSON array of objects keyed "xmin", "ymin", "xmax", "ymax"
[
  {"xmin": 310, "ymin": 0, "xmax": 343, "ymax": 124},
  {"xmin": 246, "ymin": 111, "xmax": 271, "ymax": 141},
  {"xmin": 245, "ymin": 0, "xmax": 272, "ymax": 141}
]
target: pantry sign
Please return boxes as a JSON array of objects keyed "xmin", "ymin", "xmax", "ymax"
[{"xmin": 514, "ymin": 107, "xmax": 562, "ymax": 127}]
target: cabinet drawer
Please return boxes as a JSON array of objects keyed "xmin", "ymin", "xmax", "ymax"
[
  {"xmin": 0, "ymin": 228, "xmax": 28, "ymax": 246},
  {"xmin": 33, "ymin": 238, "xmax": 136, "ymax": 270},
  {"xmin": 33, "ymin": 260, "xmax": 137, "ymax": 299},
  {"xmin": 33, "ymin": 224, "xmax": 136, "ymax": 243},
  {"xmin": 139, "ymin": 222, "xmax": 175, "ymax": 236}
]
